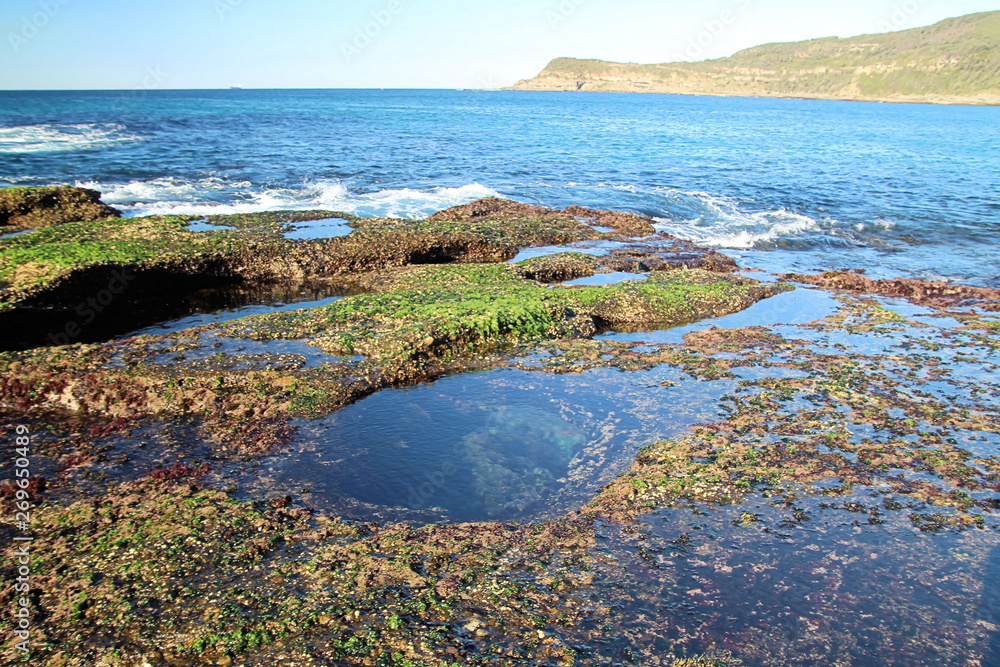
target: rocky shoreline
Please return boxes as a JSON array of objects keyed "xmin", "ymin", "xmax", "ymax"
[{"xmin": 1, "ymin": 188, "xmax": 998, "ymax": 666}]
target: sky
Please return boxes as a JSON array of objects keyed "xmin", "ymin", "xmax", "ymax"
[{"xmin": 1, "ymin": 0, "xmax": 999, "ymax": 90}]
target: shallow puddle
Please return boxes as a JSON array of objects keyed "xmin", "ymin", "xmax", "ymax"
[
  {"xmin": 0, "ymin": 228, "xmax": 34, "ymax": 239},
  {"xmin": 508, "ymin": 239, "xmax": 627, "ymax": 263},
  {"xmin": 598, "ymin": 287, "xmax": 840, "ymax": 345},
  {"xmin": 138, "ymin": 332, "xmax": 350, "ymax": 370},
  {"xmin": 563, "ymin": 272, "xmax": 648, "ymax": 286},
  {"xmin": 113, "ymin": 281, "xmax": 354, "ymax": 340},
  {"xmin": 186, "ymin": 219, "xmax": 237, "ymax": 232},
  {"xmin": 282, "ymin": 217, "xmax": 354, "ymax": 240},
  {"xmin": 15, "ymin": 415, "xmax": 217, "ymax": 503},
  {"xmin": 583, "ymin": 493, "xmax": 1000, "ymax": 666}
]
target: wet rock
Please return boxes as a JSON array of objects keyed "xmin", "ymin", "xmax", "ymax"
[
  {"xmin": 604, "ymin": 245, "xmax": 738, "ymax": 273},
  {"xmin": 429, "ymin": 197, "xmax": 556, "ymax": 221},
  {"xmin": 782, "ymin": 270, "xmax": 1000, "ymax": 311},
  {"xmin": 513, "ymin": 253, "xmax": 601, "ymax": 282},
  {"xmin": 0, "ymin": 186, "xmax": 121, "ymax": 230},
  {"xmin": 431, "ymin": 197, "xmax": 657, "ymax": 237}
]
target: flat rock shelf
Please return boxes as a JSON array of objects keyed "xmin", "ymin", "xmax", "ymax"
[{"xmin": 1, "ymin": 192, "xmax": 998, "ymax": 667}]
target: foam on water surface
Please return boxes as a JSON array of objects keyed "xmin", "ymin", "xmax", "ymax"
[
  {"xmin": 0, "ymin": 123, "xmax": 144, "ymax": 153},
  {"xmin": 76, "ymin": 176, "xmax": 500, "ymax": 220}
]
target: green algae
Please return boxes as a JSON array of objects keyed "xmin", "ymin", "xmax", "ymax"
[
  {"xmin": 0, "ymin": 216, "xmax": 209, "ymax": 286},
  {"xmin": 0, "ymin": 207, "xmax": 599, "ymax": 322},
  {"xmin": 0, "ymin": 210, "xmax": 355, "ymax": 293},
  {"xmin": 511, "ymin": 251, "xmax": 602, "ymax": 279},
  {"xmin": 5, "ymin": 195, "xmax": 999, "ymax": 666},
  {"xmin": 220, "ymin": 265, "xmax": 785, "ymax": 369}
]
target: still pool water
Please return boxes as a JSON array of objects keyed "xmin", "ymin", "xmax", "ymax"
[{"xmin": 239, "ymin": 365, "xmax": 740, "ymax": 523}]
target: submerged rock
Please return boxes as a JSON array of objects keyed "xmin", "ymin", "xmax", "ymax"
[
  {"xmin": 462, "ymin": 406, "xmax": 586, "ymax": 518},
  {"xmin": 0, "ymin": 185, "xmax": 121, "ymax": 230}
]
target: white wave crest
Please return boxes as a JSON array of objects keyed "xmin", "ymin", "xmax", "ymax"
[
  {"xmin": 77, "ymin": 177, "xmax": 500, "ymax": 219},
  {"xmin": 0, "ymin": 123, "xmax": 143, "ymax": 153},
  {"xmin": 651, "ymin": 188, "xmax": 823, "ymax": 249}
]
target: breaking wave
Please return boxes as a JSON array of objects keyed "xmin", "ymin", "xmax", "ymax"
[
  {"xmin": 650, "ymin": 188, "xmax": 828, "ymax": 249},
  {"xmin": 74, "ymin": 178, "xmax": 500, "ymax": 219},
  {"xmin": 0, "ymin": 123, "xmax": 144, "ymax": 153}
]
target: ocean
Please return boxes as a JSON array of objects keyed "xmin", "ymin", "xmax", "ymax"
[
  {"xmin": 4, "ymin": 89, "xmax": 1000, "ymax": 665},
  {"xmin": 1, "ymin": 88, "xmax": 998, "ymax": 285}
]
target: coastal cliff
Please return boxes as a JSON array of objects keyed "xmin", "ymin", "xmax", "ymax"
[{"xmin": 510, "ymin": 10, "xmax": 1000, "ymax": 105}]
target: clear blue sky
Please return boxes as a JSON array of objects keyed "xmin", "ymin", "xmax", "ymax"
[{"xmin": 2, "ymin": 0, "xmax": 998, "ymax": 89}]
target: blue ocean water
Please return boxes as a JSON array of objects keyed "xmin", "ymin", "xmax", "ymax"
[{"xmin": 1, "ymin": 89, "xmax": 998, "ymax": 285}]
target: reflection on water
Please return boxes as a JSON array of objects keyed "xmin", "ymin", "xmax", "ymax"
[
  {"xmin": 508, "ymin": 240, "xmax": 626, "ymax": 264},
  {"xmin": 185, "ymin": 219, "xmax": 236, "ymax": 232},
  {"xmin": 239, "ymin": 366, "xmax": 740, "ymax": 523},
  {"xmin": 116, "ymin": 280, "xmax": 354, "ymax": 339},
  {"xmin": 1, "ymin": 278, "xmax": 359, "ymax": 350},
  {"xmin": 0, "ymin": 228, "xmax": 34, "ymax": 239},
  {"xmin": 588, "ymin": 493, "xmax": 1000, "ymax": 666},
  {"xmin": 986, "ymin": 545, "xmax": 1000, "ymax": 666},
  {"xmin": 283, "ymin": 217, "xmax": 354, "ymax": 240},
  {"xmin": 598, "ymin": 287, "xmax": 841, "ymax": 344},
  {"xmin": 563, "ymin": 271, "xmax": 648, "ymax": 286}
]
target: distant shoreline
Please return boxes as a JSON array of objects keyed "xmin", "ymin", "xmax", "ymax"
[
  {"xmin": 510, "ymin": 11, "xmax": 1000, "ymax": 108},
  {"xmin": 504, "ymin": 86, "xmax": 1000, "ymax": 107}
]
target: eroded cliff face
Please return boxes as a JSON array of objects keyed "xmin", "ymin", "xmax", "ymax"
[{"xmin": 511, "ymin": 11, "xmax": 1000, "ymax": 105}]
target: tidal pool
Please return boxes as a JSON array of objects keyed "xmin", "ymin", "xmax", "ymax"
[
  {"xmin": 563, "ymin": 271, "xmax": 648, "ymax": 286},
  {"xmin": 282, "ymin": 217, "xmax": 354, "ymax": 240},
  {"xmin": 238, "ymin": 366, "xmax": 740, "ymax": 524},
  {"xmin": 186, "ymin": 219, "xmax": 237, "ymax": 232},
  {"xmin": 598, "ymin": 286, "xmax": 840, "ymax": 344},
  {"xmin": 116, "ymin": 280, "xmax": 354, "ymax": 339},
  {"xmin": 584, "ymin": 492, "xmax": 1000, "ymax": 666},
  {"xmin": 508, "ymin": 239, "xmax": 626, "ymax": 263}
]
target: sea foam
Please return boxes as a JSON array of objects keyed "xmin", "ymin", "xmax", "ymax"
[
  {"xmin": 0, "ymin": 123, "xmax": 143, "ymax": 153},
  {"xmin": 74, "ymin": 178, "xmax": 500, "ymax": 220},
  {"xmin": 651, "ymin": 188, "xmax": 825, "ymax": 249}
]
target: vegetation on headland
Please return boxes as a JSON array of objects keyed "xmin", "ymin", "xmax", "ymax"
[{"xmin": 511, "ymin": 10, "xmax": 1000, "ymax": 105}]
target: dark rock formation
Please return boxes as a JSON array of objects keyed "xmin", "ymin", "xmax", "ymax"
[
  {"xmin": 0, "ymin": 186, "xmax": 121, "ymax": 230},
  {"xmin": 430, "ymin": 197, "xmax": 657, "ymax": 238},
  {"xmin": 782, "ymin": 271, "xmax": 1000, "ymax": 311}
]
